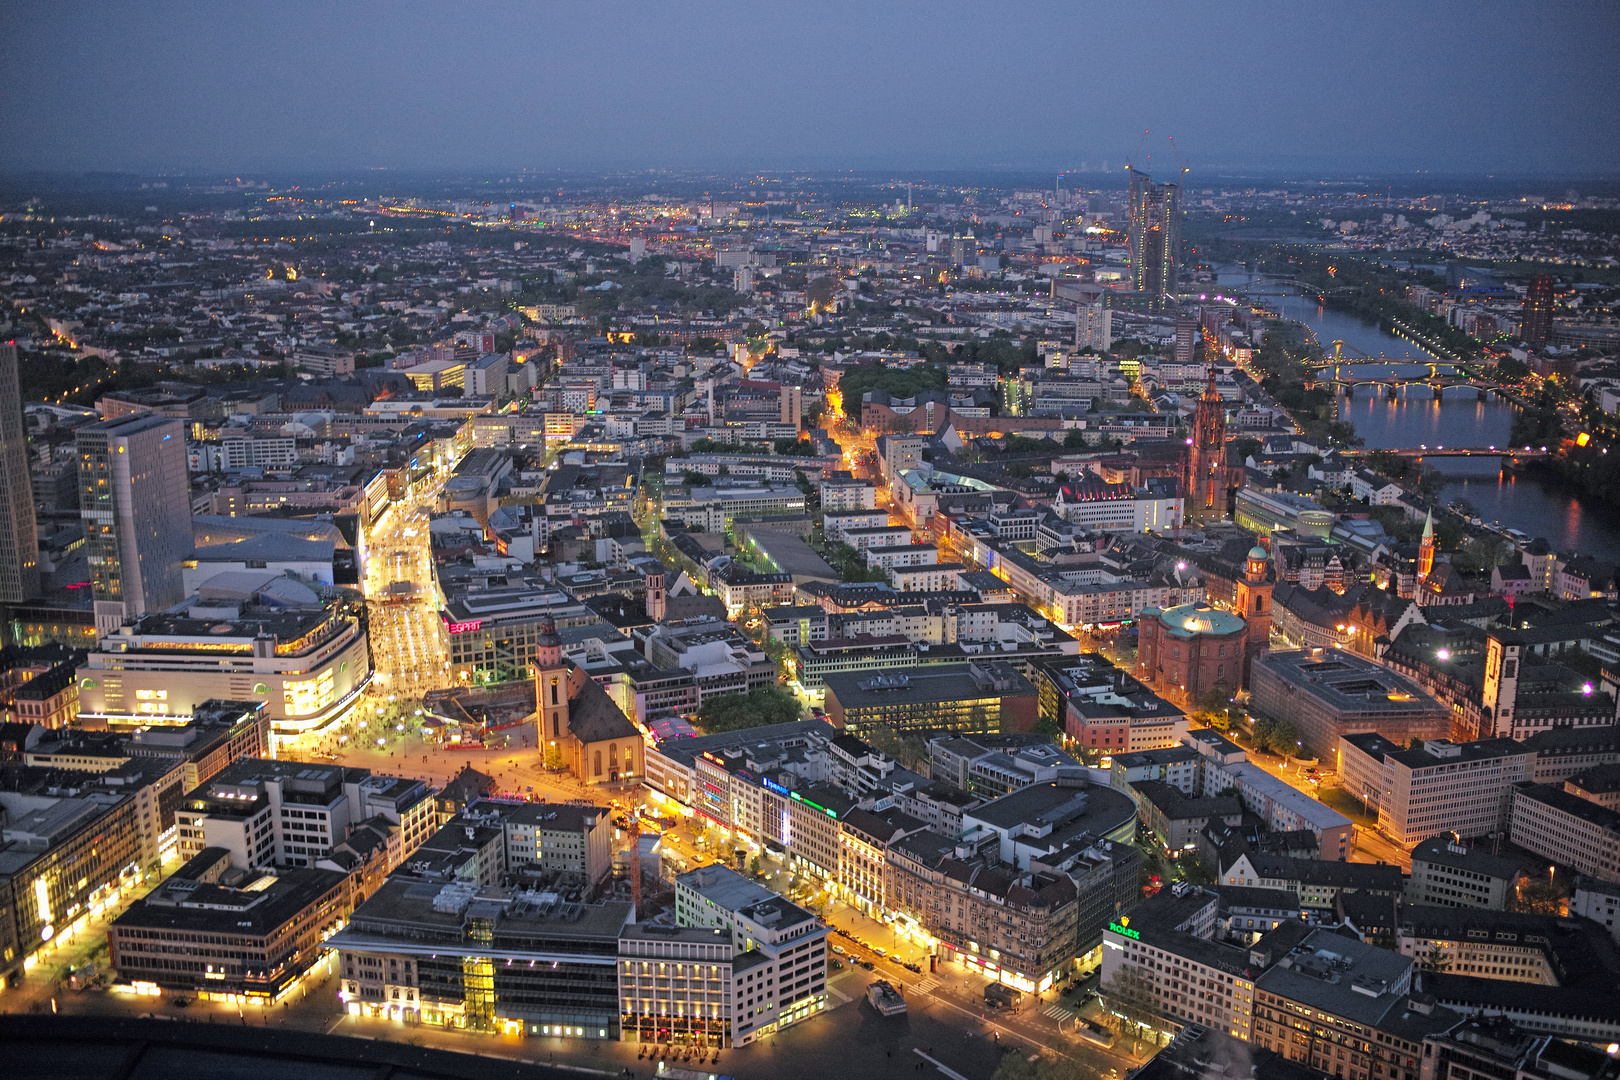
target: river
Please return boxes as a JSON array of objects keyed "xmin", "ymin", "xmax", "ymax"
[{"xmin": 1213, "ymin": 266, "xmax": 1620, "ymax": 565}]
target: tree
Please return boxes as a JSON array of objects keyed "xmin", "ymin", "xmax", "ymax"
[
  {"xmin": 695, "ymin": 687, "xmax": 804, "ymax": 733},
  {"xmin": 1063, "ymin": 428, "xmax": 1087, "ymax": 448},
  {"xmin": 1416, "ymin": 944, "xmax": 1452, "ymax": 973},
  {"xmin": 1102, "ymin": 964, "xmax": 1162, "ymax": 1049},
  {"xmin": 1251, "ymin": 716, "xmax": 1300, "ymax": 756},
  {"xmin": 865, "ymin": 722, "xmax": 929, "ymax": 772},
  {"xmin": 1191, "ymin": 688, "xmax": 1233, "ymax": 728},
  {"xmin": 1495, "ymin": 355, "xmax": 1531, "ymax": 379},
  {"xmin": 773, "ymin": 438, "xmax": 817, "ymax": 457},
  {"xmin": 543, "ymin": 742, "xmax": 566, "ymax": 771},
  {"xmin": 1512, "ymin": 873, "xmax": 1565, "ymax": 916}
]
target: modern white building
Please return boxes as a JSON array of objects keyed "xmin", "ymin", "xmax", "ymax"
[
  {"xmin": 175, "ymin": 758, "xmax": 436, "ymax": 870},
  {"xmin": 667, "ymin": 865, "xmax": 829, "ymax": 1045},
  {"xmin": 76, "ymin": 572, "xmax": 372, "ymax": 737},
  {"xmin": 1338, "ymin": 735, "xmax": 1537, "ymax": 847}
]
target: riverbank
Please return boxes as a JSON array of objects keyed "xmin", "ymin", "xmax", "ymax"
[{"xmin": 1216, "ymin": 260, "xmax": 1620, "ymax": 564}]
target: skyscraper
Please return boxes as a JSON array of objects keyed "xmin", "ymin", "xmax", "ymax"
[
  {"xmin": 77, "ymin": 412, "xmax": 194, "ymax": 634},
  {"xmin": 1174, "ymin": 310, "xmax": 1200, "ymax": 365},
  {"xmin": 1519, "ymin": 274, "xmax": 1555, "ymax": 345},
  {"xmin": 1127, "ymin": 167, "xmax": 1182, "ymax": 310},
  {"xmin": 0, "ymin": 344, "xmax": 40, "ymax": 603},
  {"xmin": 1181, "ymin": 370, "xmax": 1227, "ymax": 526}
]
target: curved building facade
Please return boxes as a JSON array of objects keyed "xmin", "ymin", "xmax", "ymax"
[{"xmin": 77, "ymin": 591, "xmax": 371, "ymax": 737}]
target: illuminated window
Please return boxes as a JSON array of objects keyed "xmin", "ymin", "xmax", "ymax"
[
  {"xmin": 135, "ymin": 689, "xmax": 168, "ymax": 701},
  {"xmin": 284, "ymin": 668, "xmax": 337, "ymax": 717}
]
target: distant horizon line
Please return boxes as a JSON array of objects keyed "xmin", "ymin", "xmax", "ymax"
[{"xmin": 0, "ymin": 164, "xmax": 1615, "ymax": 189}]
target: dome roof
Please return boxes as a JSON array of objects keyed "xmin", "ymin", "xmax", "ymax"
[
  {"xmin": 1248, "ymin": 545, "xmax": 1269, "ymax": 561},
  {"xmin": 1160, "ymin": 602, "xmax": 1247, "ymax": 638}
]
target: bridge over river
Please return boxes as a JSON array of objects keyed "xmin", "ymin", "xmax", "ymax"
[{"xmin": 1338, "ymin": 446, "xmax": 1553, "ymax": 460}]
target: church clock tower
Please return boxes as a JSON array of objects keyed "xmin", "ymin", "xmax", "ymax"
[
  {"xmin": 1233, "ymin": 542, "xmax": 1274, "ymax": 685},
  {"xmin": 534, "ymin": 616, "xmax": 570, "ymax": 748}
]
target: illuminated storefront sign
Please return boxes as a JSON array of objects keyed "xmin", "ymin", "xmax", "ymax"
[
  {"xmin": 1108, "ymin": 917, "xmax": 1140, "ymax": 940},
  {"xmin": 444, "ymin": 619, "xmax": 483, "ymax": 634}
]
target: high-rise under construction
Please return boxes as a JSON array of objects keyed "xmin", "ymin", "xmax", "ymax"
[{"xmin": 1127, "ymin": 167, "xmax": 1182, "ymax": 310}]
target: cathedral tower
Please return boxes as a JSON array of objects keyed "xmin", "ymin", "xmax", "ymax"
[{"xmin": 1182, "ymin": 369, "xmax": 1227, "ymax": 526}]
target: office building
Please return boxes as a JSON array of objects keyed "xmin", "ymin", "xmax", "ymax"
[
  {"xmin": 77, "ymin": 412, "xmax": 194, "ymax": 634},
  {"xmin": 1186, "ymin": 730, "xmax": 1356, "ymax": 859},
  {"xmin": 175, "ymin": 758, "xmax": 436, "ymax": 871},
  {"xmin": 1406, "ymin": 834, "xmax": 1530, "ymax": 910},
  {"xmin": 1174, "ymin": 311, "xmax": 1199, "ymax": 365},
  {"xmin": 1252, "ymin": 929, "xmax": 1453, "ymax": 1079},
  {"xmin": 1250, "ymin": 649, "xmax": 1450, "ymax": 761},
  {"xmin": 1402, "ymin": 909, "xmax": 1620, "ymax": 1044},
  {"xmin": 1398, "ymin": 907, "xmax": 1620, "ymax": 988},
  {"xmin": 0, "ymin": 343, "xmax": 39, "ymax": 602},
  {"xmin": 1572, "ymin": 879, "xmax": 1620, "ymax": 944},
  {"xmin": 497, "ymin": 801, "xmax": 614, "ymax": 892},
  {"xmin": 1127, "ymin": 167, "xmax": 1182, "ymax": 308},
  {"xmin": 670, "ymin": 865, "xmax": 829, "ymax": 1044},
  {"xmin": 107, "ymin": 847, "xmax": 349, "ymax": 1001},
  {"xmin": 1519, "ymin": 275, "xmax": 1555, "ymax": 346},
  {"xmin": 1338, "ymin": 734, "xmax": 1536, "ymax": 847},
  {"xmin": 0, "ymin": 783, "xmax": 145, "ymax": 988},
  {"xmin": 1101, "ymin": 885, "xmax": 1263, "ymax": 1039},
  {"xmin": 1508, "ymin": 782, "xmax": 1620, "ymax": 884},
  {"xmin": 1424, "ymin": 1016, "xmax": 1620, "ymax": 1080},
  {"xmin": 821, "ymin": 662, "xmax": 1039, "ymax": 738},
  {"xmin": 927, "ymin": 733, "xmax": 1085, "ymax": 797},
  {"xmin": 331, "ymin": 876, "xmax": 633, "ymax": 1033},
  {"xmin": 617, "ymin": 925, "xmax": 740, "ymax": 1049},
  {"xmin": 1076, "ymin": 303, "xmax": 1112, "ymax": 351}
]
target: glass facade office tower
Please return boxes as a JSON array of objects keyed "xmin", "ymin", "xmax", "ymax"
[
  {"xmin": 0, "ymin": 344, "xmax": 40, "ymax": 602},
  {"xmin": 1127, "ymin": 168, "xmax": 1182, "ymax": 310},
  {"xmin": 77, "ymin": 412, "xmax": 194, "ymax": 634},
  {"xmin": 1519, "ymin": 274, "xmax": 1555, "ymax": 345}
]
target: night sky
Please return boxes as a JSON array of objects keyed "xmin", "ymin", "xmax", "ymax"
[{"xmin": 4, "ymin": 1, "xmax": 1617, "ymax": 176}]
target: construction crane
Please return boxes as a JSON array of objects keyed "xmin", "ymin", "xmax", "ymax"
[
  {"xmin": 1127, "ymin": 129, "xmax": 1149, "ymax": 173},
  {"xmin": 1168, "ymin": 135, "xmax": 1190, "ymax": 182}
]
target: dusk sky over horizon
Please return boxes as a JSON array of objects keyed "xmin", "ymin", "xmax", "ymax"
[{"xmin": 4, "ymin": 1, "xmax": 1618, "ymax": 178}]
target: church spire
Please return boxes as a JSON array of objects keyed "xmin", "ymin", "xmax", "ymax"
[{"xmin": 1418, "ymin": 509, "xmax": 1436, "ymax": 580}]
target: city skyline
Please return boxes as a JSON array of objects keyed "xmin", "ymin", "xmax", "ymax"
[{"xmin": 1, "ymin": 2, "xmax": 1617, "ymax": 177}]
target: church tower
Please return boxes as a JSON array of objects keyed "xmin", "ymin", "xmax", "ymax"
[
  {"xmin": 534, "ymin": 616, "xmax": 570, "ymax": 747},
  {"xmin": 1233, "ymin": 542, "xmax": 1274, "ymax": 685},
  {"xmin": 1182, "ymin": 369, "xmax": 1227, "ymax": 526},
  {"xmin": 1417, "ymin": 510, "xmax": 1436, "ymax": 581}
]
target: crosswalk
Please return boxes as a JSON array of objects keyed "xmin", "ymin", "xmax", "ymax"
[
  {"xmin": 912, "ymin": 977, "xmax": 939, "ymax": 994},
  {"xmin": 1043, "ymin": 1003, "xmax": 1076, "ymax": 1021}
]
